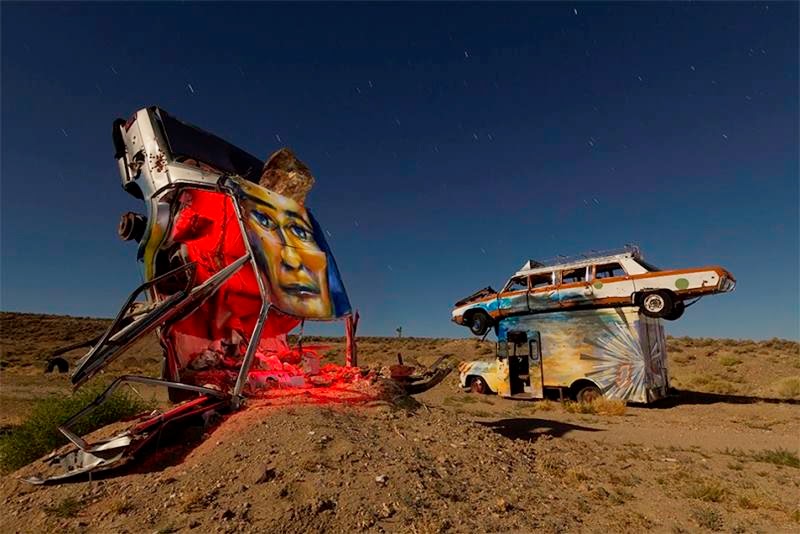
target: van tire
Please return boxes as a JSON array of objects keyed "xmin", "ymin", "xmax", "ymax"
[
  {"xmin": 469, "ymin": 311, "xmax": 492, "ymax": 336},
  {"xmin": 469, "ymin": 377, "xmax": 490, "ymax": 394},
  {"xmin": 575, "ymin": 384, "xmax": 602, "ymax": 403},
  {"xmin": 641, "ymin": 290, "xmax": 673, "ymax": 318}
]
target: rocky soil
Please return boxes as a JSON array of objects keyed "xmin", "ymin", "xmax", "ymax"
[{"xmin": 1, "ymin": 312, "xmax": 798, "ymax": 533}]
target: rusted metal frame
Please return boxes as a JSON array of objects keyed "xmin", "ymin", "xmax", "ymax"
[
  {"xmin": 72, "ymin": 254, "xmax": 251, "ymax": 388},
  {"xmin": 130, "ymin": 394, "xmax": 216, "ymax": 434},
  {"xmin": 224, "ymin": 183, "xmax": 271, "ymax": 406},
  {"xmin": 128, "ymin": 397, "xmax": 230, "ymax": 443},
  {"xmin": 80, "ymin": 261, "xmax": 198, "ymax": 368},
  {"xmin": 58, "ymin": 375, "xmax": 228, "ymax": 451}
]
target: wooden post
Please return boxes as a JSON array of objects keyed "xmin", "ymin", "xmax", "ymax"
[{"xmin": 345, "ymin": 311, "xmax": 360, "ymax": 367}]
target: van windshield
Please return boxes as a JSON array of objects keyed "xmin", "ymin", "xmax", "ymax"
[{"xmin": 155, "ymin": 108, "xmax": 264, "ymax": 182}]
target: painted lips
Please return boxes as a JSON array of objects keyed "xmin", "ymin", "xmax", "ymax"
[{"xmin": 280, "ymin": 283, "xmax": 321, "ymax": 297}]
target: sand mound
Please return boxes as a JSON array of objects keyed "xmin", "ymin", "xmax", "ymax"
[{"xmin": 1, "ymin": 400, "xmax": 594, "ymax": 533}]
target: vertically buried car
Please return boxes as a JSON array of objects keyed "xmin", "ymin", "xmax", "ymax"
[
  {"xmin": 30, "ymin": 107, "xmax": 451, "ymax": 484},
  {"xmin": 74, "ymin": 106, "xmax": 354, "ymax": 398},
  {"xmin": 452, "ymin": 247, "xmax": 735, "ymax": 336}
]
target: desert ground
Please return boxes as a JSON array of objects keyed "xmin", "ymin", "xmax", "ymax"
[{"xmin": 0, "ymin": 311, "xmax": 798, "ymax": 533}]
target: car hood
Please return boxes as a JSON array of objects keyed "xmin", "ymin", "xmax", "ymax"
[{"xmin": 454, "ymin": 286, "xmax": 497, "ymax": 307}]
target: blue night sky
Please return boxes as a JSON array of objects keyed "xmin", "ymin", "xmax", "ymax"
[{"xmin": 1, "ymin": 2, "xmax": 798, "ymax": 340}]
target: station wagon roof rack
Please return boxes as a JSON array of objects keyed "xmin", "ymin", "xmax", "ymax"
[{"xmin": 519, "ymin": 245, "xmax": 641, "ymax": 272}]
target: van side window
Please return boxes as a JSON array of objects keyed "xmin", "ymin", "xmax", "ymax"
[
  {"xmin": 595, "ymin": 262, "xmax": 626, "ymax": 279},
  {"xmin": 561, "ymin": 267, "xmax": 587, "ymax": 284},
  {"xmin": 504, "ymin": 277, "xmax": 527, "ymax": 292},
  {"xmin": 529, "ymin": 272, "xmax": 554, "ymax": 289}
]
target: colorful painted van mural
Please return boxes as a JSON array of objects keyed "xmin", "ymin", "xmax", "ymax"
[{"xmin": 458, "ymin": 307, "xmax": 669, "ymax": 403}]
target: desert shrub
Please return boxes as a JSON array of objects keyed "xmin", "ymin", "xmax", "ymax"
[
  {"xmin": 536, "ymin": 400, "xmax": 557, "ymax": 411},
  {"xmin": 776, "ymin": 377, "xmax": 800, "ymax": 399},
  {"xmin": 564, "ymin": 397, "xmax": 626, "ymax": 416},
  {"xmin": 685, "ymin": 481, "xmax": 727, "ymax": 502},
  {"xmin": 718, "ymin": 355, "xmax": 742, "ymax": 367},
  {"xmin": 691, "ymin": 507, "xmax": 723, "ymax": 531},
  {"xmin": 751, "ymin": 448, "xmax": 800, "ymax": 469},
  {"xmin": 45, "ymin": 497, "xmax": 82, "ymax": 518},
  {"xmin": 0, "ymin": 384, "xmax": 152, "ymax": 473},
  {"xmin": 763, "ymin": 338, "xmax": 800, "ymax": 352}
]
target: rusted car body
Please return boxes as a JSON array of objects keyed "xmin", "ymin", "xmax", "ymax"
[
  {"xmin": 30, "ymin": 107, "xmax": 451, "ymax": 484},
  {"xmin": 452, "ymin": 247, "xmax": 735, "ymax": 336}
]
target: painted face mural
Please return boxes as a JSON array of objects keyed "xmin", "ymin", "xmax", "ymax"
[{"xmin": 225, "ymin": 177, "xmax": 350, "ymax": 320}]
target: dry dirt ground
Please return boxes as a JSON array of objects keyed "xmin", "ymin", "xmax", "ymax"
[{"xmin": 0, "ymin": 312, "xmax": 799, "ymax": 533}]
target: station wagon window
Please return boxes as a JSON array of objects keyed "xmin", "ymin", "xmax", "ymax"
[
  {"xmin": 561, "ymin": 267, "xmax": 587, "ymax": 284},
  {"xmin": 594, "ymin": 262, "xmax": 626, "ymax": 279},
  {"xmin": 504, "ymin": 277, "xmax": 528, "ymax": 292},
  {"xmin": 529, "ymin": 272, "xmax": 554, "ymax": 289},
  {"xmin": 635, "ymin": 258, "xmax": 661, "ymax": 272}
]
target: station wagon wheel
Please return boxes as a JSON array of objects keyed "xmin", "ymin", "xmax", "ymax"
[
  {"xmin": 469, "ymin": 311, "xmax": 492, "ymax": 336},
  {"xmin": 665, "ymin": 300, "xmax": 685, "ymax": 321},
  {"xmin": 470, "ymin": 377, "xmax": 489, "ymax": 394},
  {"xmin": 641, "ymin": 290, "xmax": 673, "ymax": 318}
]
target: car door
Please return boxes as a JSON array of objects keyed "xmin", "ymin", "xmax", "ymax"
[
  {"xmin": 527, "ymin": 271, "xmax": 558, "ymax": 312},
  {"xmin": 591, "ymin": 261, "xmax": 636, "ymax": 305},
  {"xmin": 497, "ymin": 276, "xmax": 530, "ymax": 317},
  {"xmin": 557, "ymin": 266, "xmax": 592, "ymax": 308}
]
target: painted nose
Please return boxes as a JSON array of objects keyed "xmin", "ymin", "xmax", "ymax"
[{"xmin": 281, "ymin": 245, "xmax": 302, "ymax": 269}]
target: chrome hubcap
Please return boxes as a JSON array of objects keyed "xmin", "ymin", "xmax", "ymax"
[{"xmin": 644, "ymin": 295, "xmax": 664, "ymax": 312}]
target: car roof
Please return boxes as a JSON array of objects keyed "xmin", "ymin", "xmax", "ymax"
[{"xmin": 513, "ymin": 247, "xmax": 642, "ymax": 278}]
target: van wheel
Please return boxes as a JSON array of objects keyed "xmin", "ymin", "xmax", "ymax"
[
  {"xmin": 641, "ymin": 290, "xmax": 673, "ymax": 318},
  {"xmin": 665, "ymin": 301, "xmax": 685, "ymax": 321},
  {"xmin": 470, "ymin": 377, "xmax": 489, "ymax": 394},
  {"xmin": 469, "ymin": 311, "xmax": 492, "ymax": 336},
  {"xmin": 576, "ymin": 385, "xmax": 602, "ymax": 403}
]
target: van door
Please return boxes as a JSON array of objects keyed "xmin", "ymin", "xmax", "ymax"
[
  {"xmin": 507, "ymin": 330, "xmax": 544, "ymax": 399},
  {"xmin": 591, "ymin": 261, "xmax": 636, "ymax": 305},
  {"xmin": 557, "ymin": 266, "xmax": 592, "ymax": 308},
  {"xmin": 528, "ymin": 332, "xmax": 544, "ymax": 398},
  {"xmin": 527, "ymin": 271, "xmax": 558, "ymax": 313},
  {"xmin": 498, "ymin": 276, "xmax": 530, "ymax": 316}
]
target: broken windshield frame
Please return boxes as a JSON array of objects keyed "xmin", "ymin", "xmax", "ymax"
[
  {"xmin": 635, "ymin": 258, "xmax": 661, "ymax": 272},
  {"xmin": 155, "ymin": 108, "xmax": 264, "ymax": 183}
]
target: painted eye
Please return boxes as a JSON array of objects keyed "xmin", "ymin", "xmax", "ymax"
[
  {"xmin": 289, "ymin": 225, "xmax": 312, "ymax": 242},
  {"xmin": 251, "ymin": 211, "xmax": 277, "ymax": 231}
]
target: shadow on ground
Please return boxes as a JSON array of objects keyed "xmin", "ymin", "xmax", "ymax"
[
  {"xmin": 653, "ymin": 389, "xmax": 800, "ymax": 408},
  {"xmin": 479, "ymin": 417, "xmax": 602, "ymax": 441}
]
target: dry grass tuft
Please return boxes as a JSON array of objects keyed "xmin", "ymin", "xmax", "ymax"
[
  {"xmin": 536, "ymin": 400, "xmax": 557, "ymax": 411},
  {"xmin": 109, "ymin": 496, "xmax": 135, "ymax": 515},
  {"xmin": 751, "ymin": 448, "xmax": 800, "ymax": 468},
  {"xmin": 565, "ymin": 466, "xmax": 591, "ymax": 483},
  {"xmin": 776, "ymin": 377, "xmax": 800, "ymax": 398},
  {"xmin": 45, "ymin": 497, "xmax": 82, "ymax": 518},
  {"xmin": 691, "ymin": 506, "xmax": 724, "ymax": 531},
  {"xmin": 685, "ymin": 480, "xmax": 727, "ymax": 502},
  {"xmin": 718, "ymin": 355, "xmax": 742, "ymax": 367},
  {"xmin": 564, "ymin": 397, "xmax": 627, "ymax": 416}
]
